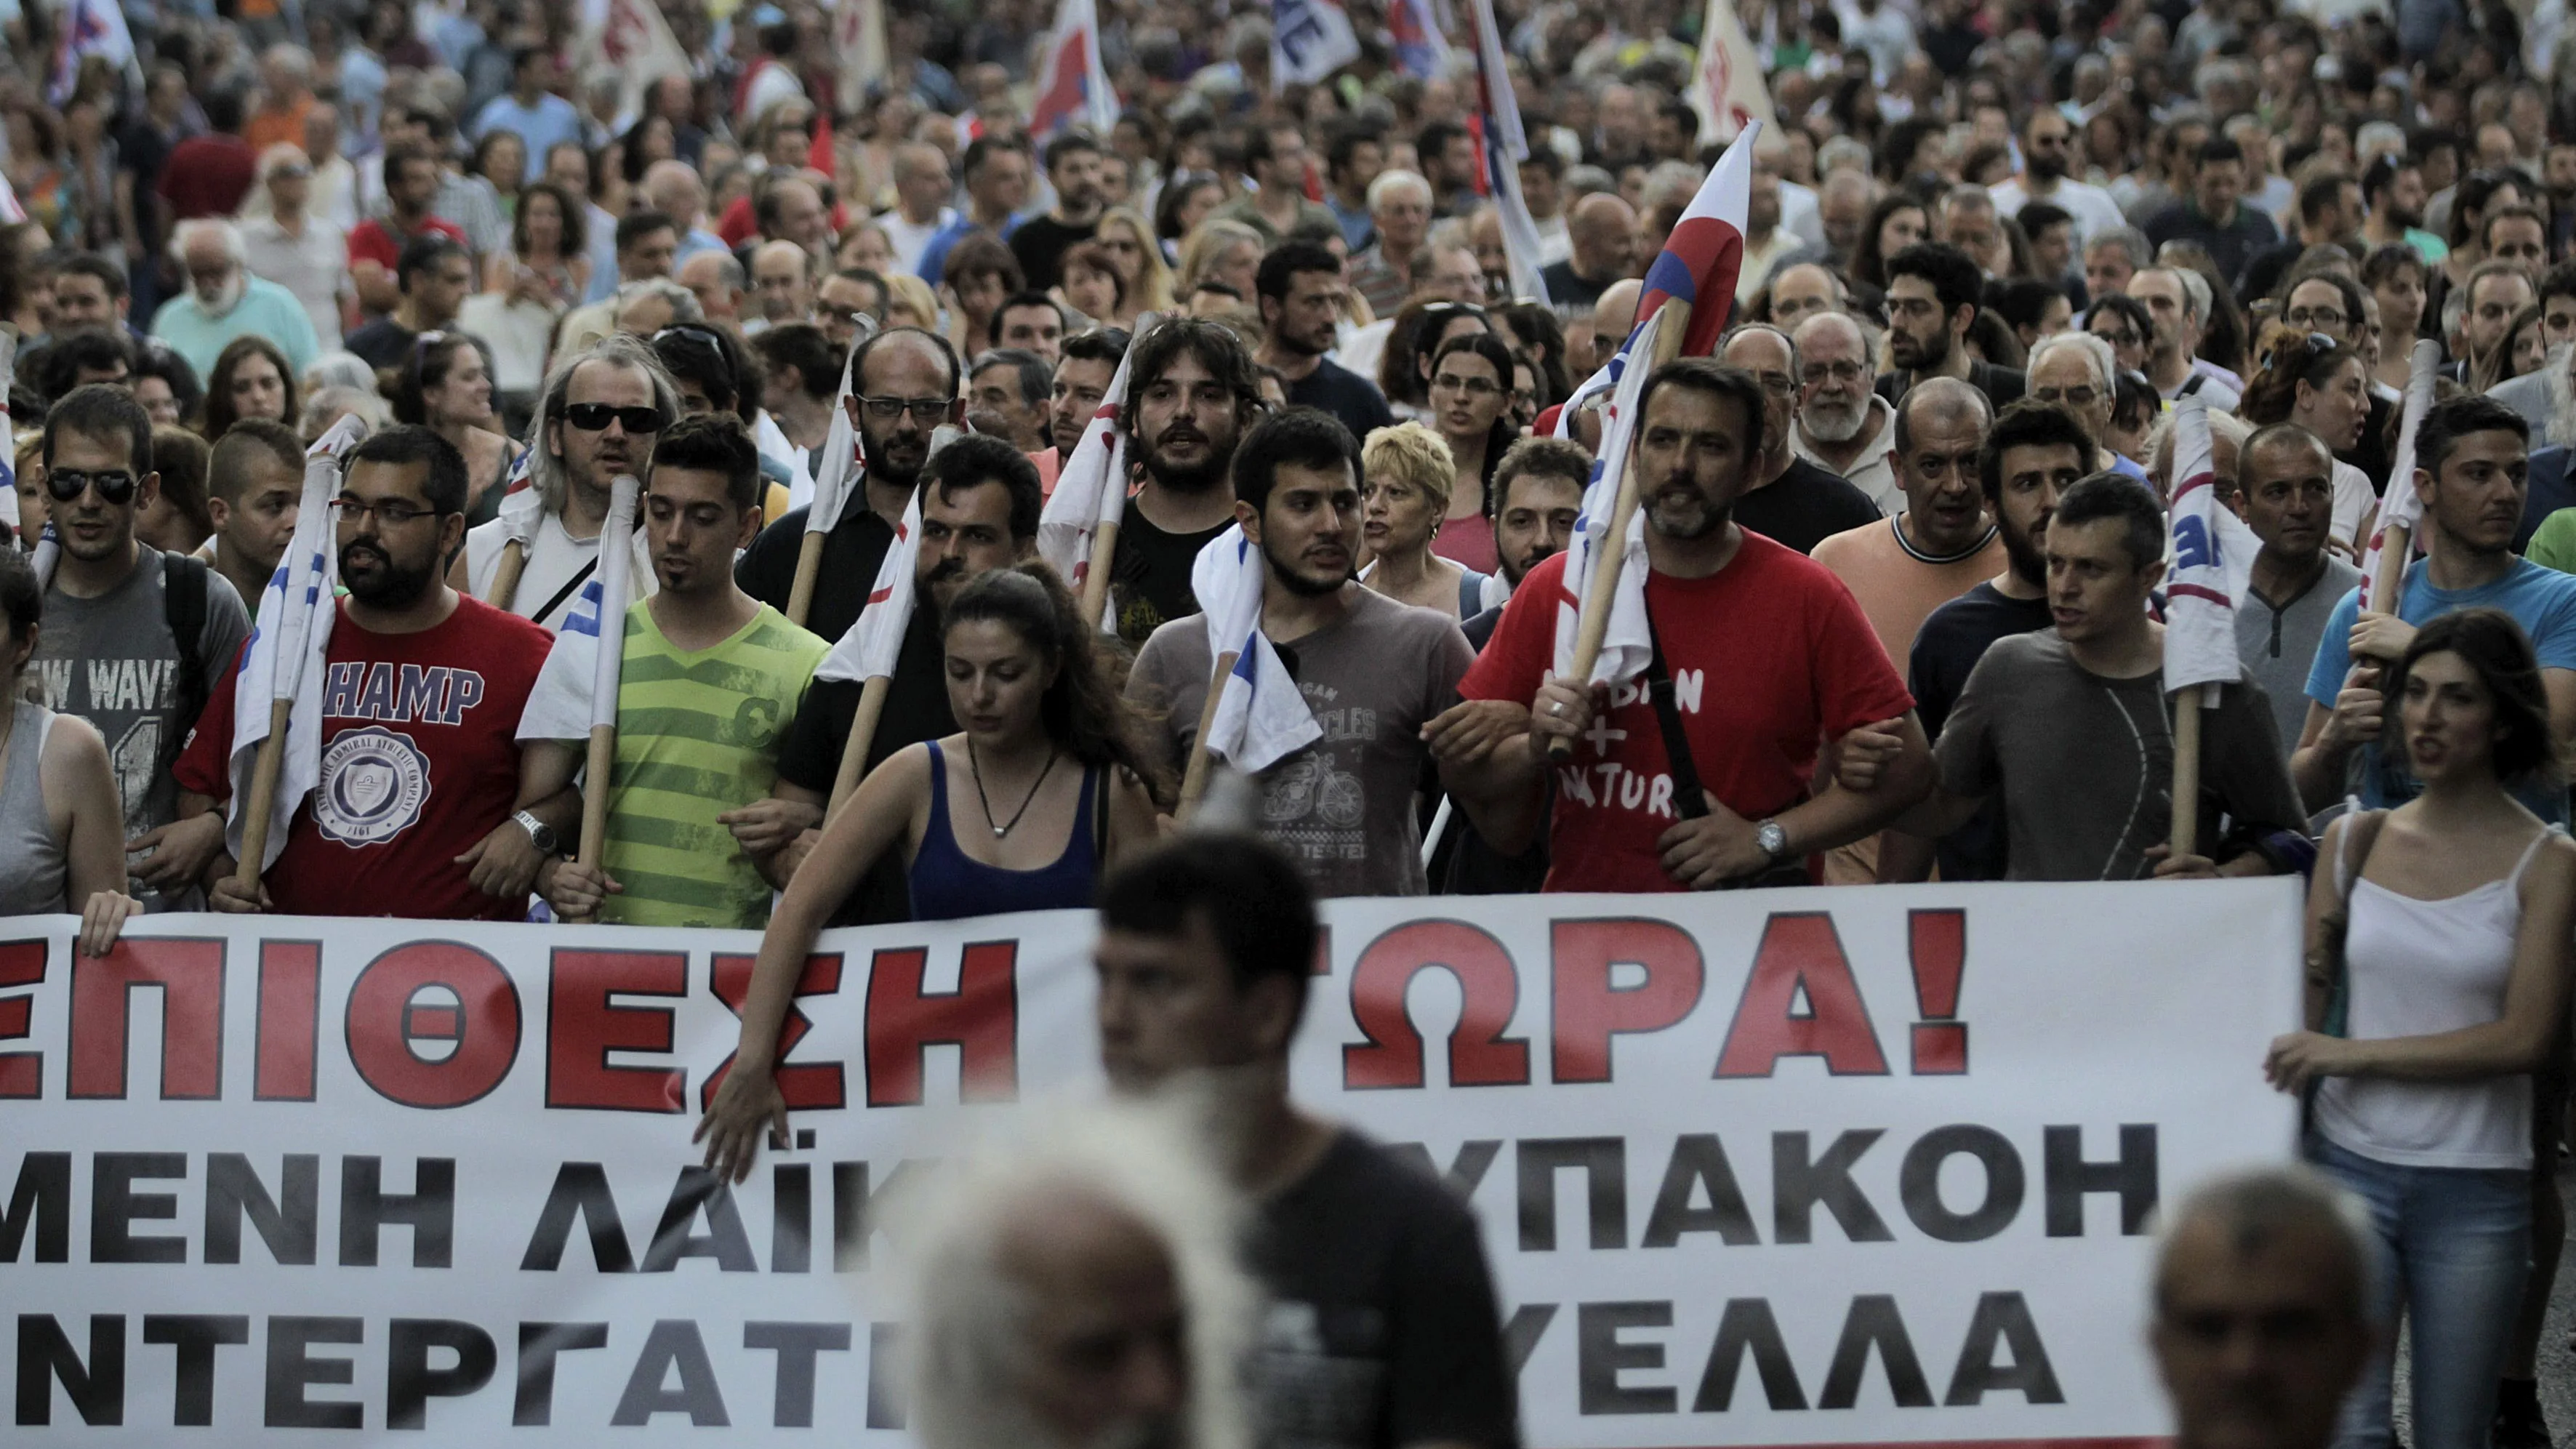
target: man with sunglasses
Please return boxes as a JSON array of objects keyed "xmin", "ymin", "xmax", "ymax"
[
  {"xmin": 457, "ymin": 334, "xmax": 678, "ymax": 631},
  {"xmin": 28, "ymin": 385, "xmax": 254, "ymax": 912},
  {"xmin": 176, "ymin": 426, "xmax": 569, "ymax": 920}
]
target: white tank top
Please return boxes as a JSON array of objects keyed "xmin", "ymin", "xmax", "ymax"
[{"xmin": 2312, "ymin": 814, "xmax": 2558, "ymax": 1171}]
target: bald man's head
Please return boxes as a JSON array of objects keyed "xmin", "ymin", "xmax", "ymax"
[
  {"xmin": 1588, "ymin": 278, "xmax": 1643, "ymax": 370},
  {"xmin": 643, "ymin": 160, "xmax": 705, "ymax": 225},
  {"xmin": 1570, "ymin": 193, "xmax": 1640, "ymax": 281},
  {"xmin": 752, "ymin": 239, "xmax": 816, "ymax": 323}
]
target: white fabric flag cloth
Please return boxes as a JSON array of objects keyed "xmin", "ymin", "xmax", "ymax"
[
  {"xmin": 816, "ymin": 485, "xmax": 923, "ymax": 684},
  {"xmin": 803, "ymin": 345, "xmax": 862, "ymax": 537},
  {"xmin": 1192, "ymin": 525, "xmax": 1323, "ymax": 774},
  {"xmin": 225, "ymin": 414, "xmax": 368, "ymax": 869},
  {"xmin": 2162, "ymin": 396, "xmax": 2242, "ymax": 698},
  {"xmin": 517, "ymin": 478, "xmax": 647, "ymax": 743},
  {"xmin": 491, "ymin": 455, "xmax": 654, "ymax": 624},
  {"xmin": 1271, "ymin": 0, "xmax": 1363, "ymax": 86},
  {"xmin": 1552, "ymin": 306, "xmax": 1667, "ymax": 690},
  {"xmin": 1035, "ymin": 334, "xmax": 1143, "ymax": 614},
  {"xmin": 1467, "ymin": 0, "xmax": 1550, "ymax": 307},
  {"xmin": 2356, "ymin": 338, "xmax": 2441, "ymax": 611}
]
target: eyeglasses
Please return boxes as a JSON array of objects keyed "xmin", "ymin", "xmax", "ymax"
[
  {"xmin": 335, "ymin": 494, "xmax": 446, "ymax": 528},
  {"xmin": 857, "ymin": 395, "xmax": 951, "ymax": 421},
  {"xmin": 45, "ymin": 468, "xmax": 137, "ymax": 505},
  {"xmin": 1430, "ymin": 373, "xmax": 1501, "ymax": 396},
  {"xmin": 1753, "ymin": 373, "xmax": 1799, "ymax": 398},
  {"xmin": 2034, "ymin": 385, "xmax": 2101, "ymax": 408},
  {"xmin": 1799, "ymin": 360, "xmax": 1867, "ymax": 385},
  {"xmin": 561, "ymin": 402, "xmax": 669, "ymax": 433},
  {"xmin": 2093, "ymin": 328, "xmax": 2140, "ymax": 348},
  {"xmin": 2283, "ymin": 307, "xmax": 2346, "ymax": 329}
]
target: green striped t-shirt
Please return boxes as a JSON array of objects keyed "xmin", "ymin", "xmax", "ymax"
[{"xmin": 599, "ymin": 601, "xmax": 829, "ymax": 929}]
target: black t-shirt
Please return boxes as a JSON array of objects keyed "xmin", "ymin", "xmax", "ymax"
[
  {"xmin": 1908, "ymin": 579, "xmax": 2053, "ymax": 881},
  {"xmin": 1287, "ymin": 358, "xmax": 1398, "ymax": 443},
  {"xmin": 1008, "ymin": 213, "xmax": 1097, "ymax": 292},
  {"xmin": 1253, "ymin": 1129, "xmax": 1521, "ymax": 1449},
  {"xmin": 2340, "ymin": 390, "xmax": 2395, "ymax": 497},
  {"xmin": 773, "ymin": 607, "xmax": 955, "ymax": 927},
  {"xmin": 344, "ymin": 318, "xmax": 419, "ymax": 371},
  {"xmin": 1110, "ymin": 496, "xmax": 1229, "ymax": 645},
  {"xmin": 1733, "ymin": 459, "xmax": 1882, "ymax": 555},
  {"xmin": 1874, "ymin": 361, "xmax": 2026, "ymax": 412},
  {"xmin": 1538, "ymin": 260, "xmax": 1611, "ymax": 317},
  {"xmin": 1429, "ymin": 606, "xmax": 1549, "ymax": 895},
  {"xmin": 736, "ymin": 503, "xmax": 899, "ymax": 644}
]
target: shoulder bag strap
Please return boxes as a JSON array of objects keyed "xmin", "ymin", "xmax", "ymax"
[
  {"xmin": 531, "ymin": 555, "xmax": 602, "ymax": 628},
  {"xmin": 1643, "ymin": 610, "xmax": 1709, "ymax": 821}
]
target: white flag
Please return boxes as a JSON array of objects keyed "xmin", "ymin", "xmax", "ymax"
[
  {"xmin": 1272, "ymin": 0, "xmax": 1363, "ymax": 85},
  {"xmin": 1687, "ymin": 0, "xmax": 1779, "ymax": 145},
  {"xmin": 579, "ymin": 0, "xmax": 689, "ymax": 132},
  {"xmin": 806, "ymin": 346, "xmax": 862, "ymax": 538},
  {"xmin": 1192, "ymin": 525, "xmax": 1323, "ymax": 774},
  {"xmin": 835, "ymin": 0, "xmax": 888, "ymax": 108},
  {"xmin": 1552, "ymin": 305, "xmax": 1666, "ymax": 689},
  {"xmin": 816, "ymin": 485, "xmax": 922, "ymax": 684},
  {"xmin": 1466, "ymin": 0, "xmax": 1550, "ymax": 307},
  {"xmin": 2356, "ymin": 338, "xmax": 2441, "ymax": 611},
  {"xmin": 1036, "ymin": 334, "xmax": 1141, "ymax": 617},
  {"xmin": 2162, "ymin": 396, "xmax": 2240, "ymax": 697},
  {"xmin": 518, "ymin": 479, "xmax": 654, "ymax": 742},
  {"xmin": 225, "ymin": 414, "xmax": 369, "ymax": 869}
]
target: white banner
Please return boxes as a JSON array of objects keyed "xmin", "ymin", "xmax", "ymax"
[{"xmin": 0, "ymin": 881, "xmax": 2302, "ymax": 1445}]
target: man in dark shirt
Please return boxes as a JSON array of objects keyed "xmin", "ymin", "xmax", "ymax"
[
  {"xmin": 1258, "ymin": 239, "xmax": 1397, "ymax": 441},
  {"xmin": 1094, "ymin": 835, "xmax": 1520, "ymax": 1449},
  {"xmin": 2144, "ymin": 137, "xmax": 2282, "ymax": 289},
  {"xmin": 1872, "ymin": 241, "xmax": 2027, "ymax": 412},
  {"xmin": 1722, "ymin": 325, "xmax": 1883, "ymax": 553},
  {"xmin": 1888, "ymin": 399, "xmax": 2095, "ymax": 883},
  {"xmin": 1108, "ymin": 320, "xmax": 1260, "ymax": 643},
  {"xmin": 1538, "ymin": 193, "xmax": 1637, "ymax": 318},
  {"xmin": 1008, "ymin": 132, "xmax": 1106, "ymax": 292}
]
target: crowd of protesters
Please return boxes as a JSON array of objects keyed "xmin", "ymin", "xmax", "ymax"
[{"xmin": 4, "ymin": 0, "xmax": 2576, "ymax": 1444}]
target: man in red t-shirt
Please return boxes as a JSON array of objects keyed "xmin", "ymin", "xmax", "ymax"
[
  {"xmin": 176, "ymin": 427, "xmax": 572, "ymax": 920},
  {"xmin": 346, "ymin": 144, "xmax": 468, "ymax": 316},
  {"xmin": 1436, "ymin": 357, "xmax": 1933, "ymax": 892}
]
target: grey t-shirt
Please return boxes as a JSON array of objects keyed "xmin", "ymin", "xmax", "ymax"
[
  {"xmin": 31, "ymin": 545, "xmax": 253, "ymax": 907},
  {"xmin": 1128, "ymin": 587, "xmax": 1475, "ymax": 898},
  {"xmin": 2236, "ymin": 554, "xmax": 2362, "ymax": 760},
  {"xmin": 1935, "ymin": 630, "xmax": 2306, "ymax": 880}
]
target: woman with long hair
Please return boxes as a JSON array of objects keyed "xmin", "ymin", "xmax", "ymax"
[
  {"xmin": 391, "ymin": 333, "xmax": 523, "ymax": 523},
  {"xmin": 693, "ymin": 562, "xmax": 1165, "ymax": 1179},
  {"xmin": 199, "ymin": 336, "xmax": 298, "ymax": 441},
  {"xmin": 1091, "ymin": 206, "xmax": 1175, "ymax": 315},
  {"xmin": 1498, "ymin": 301, "xmax": 1571, "ymax": 409},
  {"xmin": 1850, "ymin": 194, "xmax": 1929, "ymax": 291},
  {"xmin": 470, "ymin": 131, "xmax": 527, "ymax": 216},
  {"xmin": 1175, "ymin": 218, "xmax": 1264, "ymax": 303},
  {"xmin": 620, "ymin": 113, "xmax": 678, "ymax": 188},
  {"xmin": 1153, "ymin": 173, "xmax": 1224, "ymax": 265},
  {"xmin": 485, "ymin": 179, "xmax": 589, "ymax": 308},
  {"xmin": 1378, "ymin": 298, "xmax": 1492, "ymax": 420},
  {"xmin": 941, "ymin": 232, "xmax": 1024, "ymax": 361},
  {"xmin": 2497, "ymin": 304, "xmax": 2547, "ymax": 390},
  {"xmin": 0, "ymin": 547, "xmax": 138, "ymax": 951},
  {"xmin": 2237, "ymin": 324, "xmax": 2380, "ymax": 553},
  {"xmin": 137, "ymin": 426, "xmax": 212, "ymax": 556},
  {"xmin": 1360, "ymin": 422, "xmax": 1488, "ymax": 618},
  {"xmin": 1058, "ymin": 241, "xmax": 1130, "ymax": 329},
  {"xmin": 1423, "ymin": 332, "xmax": 1517, "ymax": 572},
  {"xmin": 2267, "ymin": 608, "xmax": 2576, "ymax": 1449},
  {"xmin": 833, "ymin": 220, "xmax": 899, "ymax": 276}
]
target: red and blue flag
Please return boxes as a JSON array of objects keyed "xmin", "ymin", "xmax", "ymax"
[{"xmin": 1632, "ymin": 120, "xmax": 1758, "ymax": 359}]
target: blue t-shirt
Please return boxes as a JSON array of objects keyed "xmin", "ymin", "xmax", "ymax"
[
  {"xmin": 2304, "ymin": 556, "xmax": 2576, "ymax": 817},
  {"xmin": 470, "ymin": 94, "xmax": 584, "ymax": 185}
]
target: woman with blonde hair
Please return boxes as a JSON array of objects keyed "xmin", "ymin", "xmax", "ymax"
[
  {"xmin": 880, "ymin": 273, "xmax": 942, "ymax": 332},
  {"xmin": 1091, "ymin": 206, "xmax": 1174, "ymax": 315},
  {"xmin": 1175, "ymin": 218, "xmax": 1263, "ymax": 303},
  {"xmin": 1358, "ymin": 422, "xmax": 1489, "ymax": 619}
]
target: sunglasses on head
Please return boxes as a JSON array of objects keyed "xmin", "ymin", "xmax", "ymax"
[
  {"xmin": 46, "ymin": 468, "xmax": 137, "ymax": 505},
  {"xmin": 561, "ymin": 402, "xmax": 667, "ymax": 433}
]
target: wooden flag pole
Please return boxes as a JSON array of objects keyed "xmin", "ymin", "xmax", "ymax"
[
  {"xmin": 1176, "ymin": 649, "xmax": 1243, "ymax": 818},
  {"xmin": 785, "ymin": 533, "xmax": 827, "ymax": 629},
  {"xmin": 1549, "ymin": 298, "xmax": 1690, "ymax": 762},
  {"xmin": 2370, "ymin": 522, "xmax": 2412, "ymax": 616},
  {"xmin": 1080, "ymin": 521, "xmax": 1120, "ymax": 633},
  {"xmin": 487, "ymin": 538, "xmax": 528, "ymax": 611},
  {"xmin": 827, "ymin": 675, "xmax": 894, "ymax": 818},
  {"xmin": 577, "ymin": 722, "xmax": 617, "ymax": 868},
  {"xmin": 232, "ymin": 699, "xmax": 294, "ymax": 892},
  {"xmin": 2168, "ymin": 684, "xmax": 2204, "ymax": 857}
]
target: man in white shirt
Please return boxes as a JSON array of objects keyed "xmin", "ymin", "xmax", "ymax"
[
  {"xmin": 239, "ymin": 148, "xmax": 349, "ymax": 350},
  {"xmin": 878, "ymin": 143, "xmax": 958, "ymax": 276},
  {"xmin": 1791, "ymin": 312, "xmax": 1903, "ymax": 513},
  {"xmin": 1989, "ymin": 110, "xmax": 2127, "ymax": 241}
]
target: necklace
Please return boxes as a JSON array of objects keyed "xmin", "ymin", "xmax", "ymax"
[{"xmin": 968, "ymin": 739, "xmax": 1057, "ymax": 838}]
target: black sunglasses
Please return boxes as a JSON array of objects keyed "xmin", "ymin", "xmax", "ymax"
[
  {"xmin": 561, "ymin": 402, "xmax": 667, "ymax": 433},
  {"xmin": 46, "ymin": 468, "xmax": 137, "ymax": 505}
]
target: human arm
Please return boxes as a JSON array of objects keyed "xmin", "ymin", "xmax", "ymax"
[
  {"xmin": 1657, "ymin": 714, "xmax": 1935, "ymax": 888},
  {"xmin": 47, "ymin": 718, "xmax": 138, "ymax": 956},
  {"xmin": 1100, "ymin": 767, "xmax": 1162, "ymax": 867},
  {"xmin": 746, "ymin": 781, "xmax": 829, "ymax": 888},
  {"xmin": 2290, "ymin": 683, "xmax": 2380, "ymax": 812},
  {"xmin": 454, "ymin": 739, "xmax": 580, "ymax": 898},
  {"xmin": 1434, "ymin": 678, "xmax": 1568, "ymax": 858}
]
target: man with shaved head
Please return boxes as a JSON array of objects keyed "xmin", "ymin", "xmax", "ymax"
[
  {"xmin": 1541, "ymin": 193, "xmax": 1637, "ymax": 316},
  {"xmin": 750, "ymin": 238, "xmax": 816, "ymax": 327},
  {"xmin": 1768, "ymin": 263, "xmax": 1847, "ymax": 333},
  {"xmin": 642, "ymin": 159, "xmax": 726, "ymax": 262},
  {"xmin": 1790, "ymin": 311, "xmax": 1901, "ymax": 512},
  {"xmin": 880, "ymin": 142, "xmax": 960, "ymax": 276},
  {"xmin": 1720, "ymin": 324, "xmax": 1882, "ymax": 553}
]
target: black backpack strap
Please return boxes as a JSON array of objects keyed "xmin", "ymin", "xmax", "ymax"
[
  {"xmin": 161, "ymin": 551, "xmax": 209, "ymax": 775},
  {"xmin": 2178, "ymin": 372, "xmax": 2206, "ymax": 396},
  {"xmin": 1642, "ymin": 610, "xmax": 1709, "ymax": 821},
  {"xmin": 531, "ymin": 555, "xmax": 601, "ymax": 627}
]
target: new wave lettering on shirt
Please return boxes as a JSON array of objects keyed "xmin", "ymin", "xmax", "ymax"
[
  {"xmin": 323, "ymin": 662, "xmax": 488, "ymax": 725},
  {"xmin": 31, "ymin": 657, "xmax": 180, "ymax": 713},
  {"xmin": 1554, "ymin": 667, "xmax": 1706, "ymax": 820}
]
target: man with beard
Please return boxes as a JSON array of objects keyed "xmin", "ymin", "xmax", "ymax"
[
  {"xmin": 1009, "ymin": 133, "xmax": 1107, "ymax": 292},
  {"xmin": 1091, "ymin": 833, "xmax": 1516, "ymax": 1449},
  {"xmin": 458, "ymin": 334, "xmax": 678, "ymax": 631},
  {"xmin": 1108, "ymin": 321, "xmax": 1262, "ymax": 643},
  {"xmin": 524, "ymin": 416, "xmax": 828, "ymax": 928},
  {"xmin": 1443, "ymin": 361, "xmax": 1933, "ymax": 892},
  {"xmin": 1989, "ymin": 108, "xmax": 2126, "ymax": 241},
  {"xmin": 1043, "ymin": 327, "xmax": 1130, "ymax": 476},
  {"xmin": 1256, "ymin": 240, "xmax": 1397, "ymax": 442},
  {"xmin": 2360, "ymin": 154, "xmax": 2444, "ymax": 266},
  {"xmin": 1722, "ymin": 326, "xmax": 1882, "ymax": 554},
  {"xmin": 1882, "ymin": 399, "xmax": 2095, "ymax": 883},
  {"xmin": 148, "ymin": 219, "xmax": 322, "ymax": 384},
  {"xmin": 2234, "ymin": 425, "xmax": 2363, "ymax": 763},
  {"xmin": 1873, "ymin": 242, "xmax": 2026, "ymax": 411},
  {"xmin": 734, "ymin": 326, "xmax": 963, "ymax": 641},
  {"xmin": 1128, "ymin": 409, "xmax": 1474, "ymax": 896},
  {"xmin": 1791, "ymin": 312, "xmax": 1903, "ymax": 513},
  {"xmin": 30, "ymin": 386, "xmax": 254, "ymax": 912},
  {"xmin": 176, "ymin": 426, "xmax": 568, "ymax": 919}
]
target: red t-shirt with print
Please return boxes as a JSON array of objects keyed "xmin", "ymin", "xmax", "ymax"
[
  {"xmin": 1458, "ymin": 534, "xmax": 1913, "ymax": 893},
  {"xmin": 177, "ymin": 595, "xmax": 553, "ymax": 920},
  {"xmin": 347, "ymin": 215, "xmax": 469, "ymax": 274}
]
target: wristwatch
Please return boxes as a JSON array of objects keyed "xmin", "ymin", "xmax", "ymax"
[
  {"xmin": 1754, "ymin": 819, "xmax": 1790, "ymax": 864},
  {"xmin": 513, "ymin": 809, "xmax": 560, "ymax": 856}
]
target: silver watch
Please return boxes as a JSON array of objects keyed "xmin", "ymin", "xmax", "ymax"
[
  {"xmin": 1754, "ymin": 819, "xmax": 1789, "ymax": 863},
  {"xmin": 513, "ymin": 809, "xmax": 559, "ymax": 856}
]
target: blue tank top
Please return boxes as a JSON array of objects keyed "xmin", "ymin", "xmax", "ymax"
[{"xmin": 907, "ymin": 739, "xmax": 1102, "ymax": 922}]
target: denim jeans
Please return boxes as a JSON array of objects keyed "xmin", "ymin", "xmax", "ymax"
[{"xmin": 2308, "ymin": 1134, "xmax": 2531, "ymax": 1449}]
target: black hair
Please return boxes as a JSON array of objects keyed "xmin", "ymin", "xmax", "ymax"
[
  {"xmin": 2359, "ymin": 153, "xmax": 2413, "ymax": 208},
  {"xmin": 512, "ymin": 179, "xmax": 589, "ymax": 260},
  {"xmin": 2276, "ymin": 268, "xmax": 2368, "ymax": 333},
  {"xmin": 1324, "ymin": 120, "xmax": 1387, "ymax": 180},
  {"xmin": 649, "ymin": 412, "xmax": 763, "ymax": 512},
  {"xmin": 1232, "ymin": 406, "xmax": 1361, "ymax": 512},
  {"xmin": 2385, "ymin": 607, "xmax": 2556, "ymax": 784},
  {"xmin": 2087, "ymin": 292, "xmax": 2154, "ymax": 345},
  {"xmin": 1977, "ymin": 398, "xmax": 2099, "ymax": 503},
  {"xmin": 1095, "ymin": 832, "xmax": 1317, "ymax": 1029},
  {"xmin": 1491, "ymin": 435, "xmax": 1592, "ymax": 518},
  {"xmin": 651, "ymin": 321, "xmax": 758, "ymax": 422},
  {"xmin": 943, "ymin": 563, "xmax": 1170, "ymax": 795},
  {"xmin": 134, "ymin": 342, "xmax": 202, "ymax": 422},
  {"xmin": 2540, "ymin": 259, "xmax": 2576, "ymax": 310},
  {"xmin": 208, "ymin": 417, "xmax": 305, "ymax": 505},
  {"xmin": 38, "ymin": 329, "xmax": 134, "ymax": 402},
  {"xmin": 1990, "ymin": 278, "xmax": 2068, "ymax": 337},
  {"xmin": 923, "ymin": 432, "xmax": 1044, "ymax": 542},
  {"xmin": 1635, "ymin": 358, "xmax": 1768, "ymax": 462},
  {"xmin": 2448, "ymin": 168, "xmax": 2525, "ymax": 252},
  {"xmin": 2415, "ymin": 393, "xmax": 2530, "ymax": 476},
  {"xmin": 1042, "ymin": 131, "xmax": 1102, "ymax": 173},
  {"xmin": 42, "ymin": 382, "xmax": 153, "ymax": 475},
  {"xmin": 390, "ymin": 331, "xmax": 494, "ymax": 428},
  {"xmin": 1256, "ymin": 238, "xmax": 1341, "ymax": 302},
  {"xmin": 2195, "ymin": 135, "xmax": 2245, "ymax": 168},
  {"xmin": 396, "ymin": 233, "xmax": 468, "ymax": 290},
  {"xmin": 52, "ymin": 252, "xmax": 124, "ymax": 301},
  {"xmin": 381, "ymin": 140, "xmax": 440, "ymax": 195},
  {"xmin": 989, "ymin": 291, "xmax": 1066, "ymax": 349},
  {"xmin": 1886, "ymin": 241, "xmax": 1984, "ymax": 318},
  {"xmin": 615, "ymin": 209, "xmax": 678, "ymax": 254},
  {"xmin": 344, "ymin": 424, "xmax": 469, "ymax": 515},
  {"xmin": 2297, "ymin": 170, "xmax": 2356, "ymax": 228},
  {"xmin": 972, "ymin": 348, "xmax": 1054, "ymax": 412},
  {"xmin": 753, "ymin": 322, "xmax": 843, "ymax": 404},
  {"xmin": 1060, "ymin": 327, "xmax": 1131, "ymax": 369},
  {"xmin": 851, "ymin": 324, "xmax": 963, "ymax": 401},
  {"xmin": 1122, "ymin": 318, "xmax": 1261, "ymax": 446},
  {"xmin": 2048, "ymin": 469, "xmax": 2165, "ymax": 572},
  {"xmin": 1429, "ymin": 330, "xmax": 1520, "ymax": 510},
  {"xmin": 752, "ymin": 172, "xmax": 822, "ymax": 236},
  {"xmin": 2015, "ymin": 201, "xmax": 2074, "ymax": 238},
  {"xmin": 960, "ymin": 135, "xmax": 1030, "ymax": 181}
]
